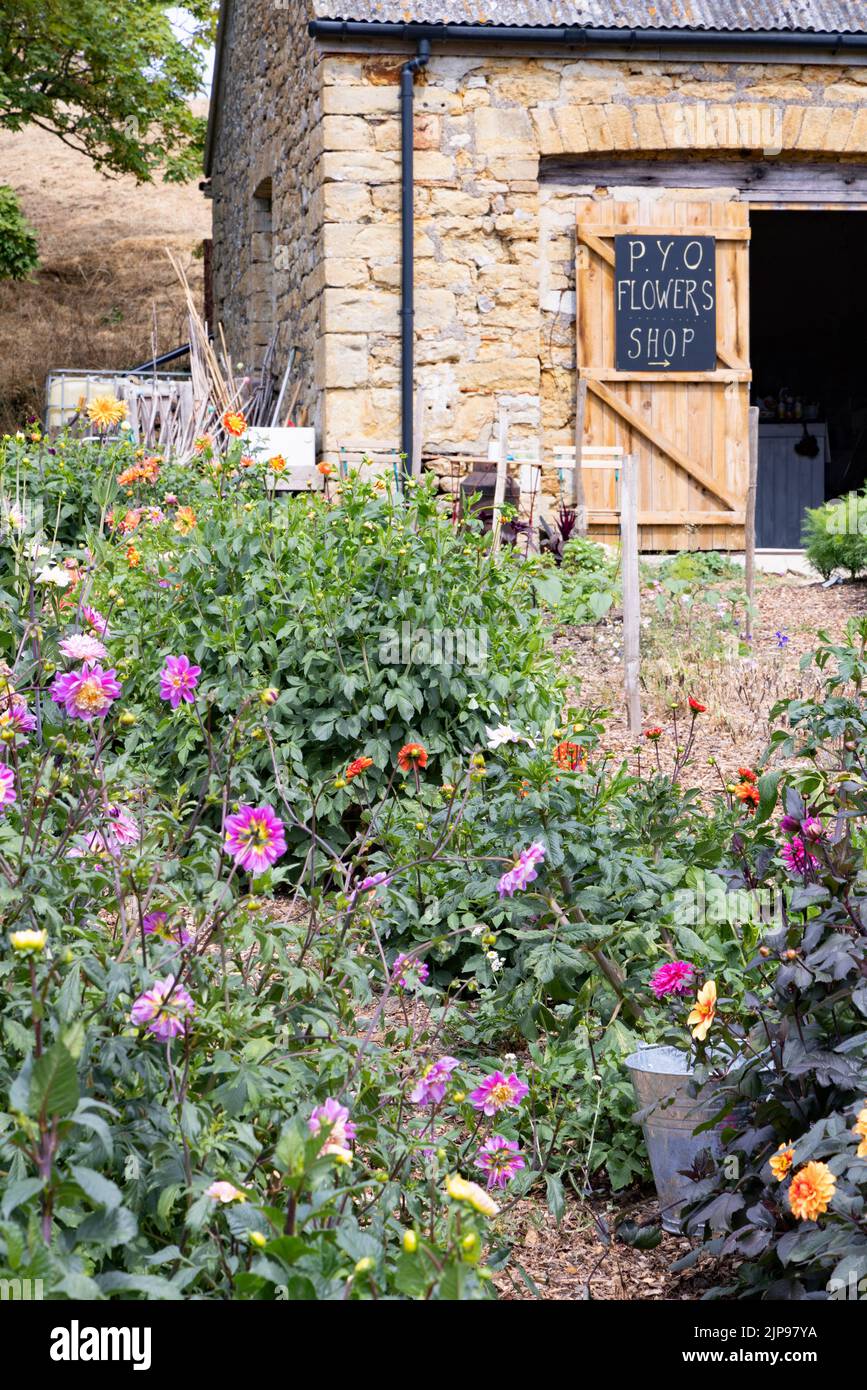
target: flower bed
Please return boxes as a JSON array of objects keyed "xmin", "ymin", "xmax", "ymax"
[{"xmin": 1, "ymin": 416, "xmax": 867, "ymax": 1301}]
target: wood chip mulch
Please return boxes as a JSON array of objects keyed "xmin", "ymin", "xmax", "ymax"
[
  {"xmin": 553, "ymin": 572, "xmax": 867, "ymax": 795},
  {"xmin": 495, "ymin": 1192, "xmax": 735, "ymax": 1301}
]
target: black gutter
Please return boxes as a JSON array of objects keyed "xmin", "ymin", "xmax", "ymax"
[
  {"xmin": 127, "ymin": 343, "xmax": 196, "ymax": 373},
  {"xmin": 399, "ymin": 37, "xmax": 430, "ymax": 470},
  {"xmin": 308, "ymin": 20, "xmax": 867, "ymax": 53}
]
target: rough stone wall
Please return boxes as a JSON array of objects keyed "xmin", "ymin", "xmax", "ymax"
[
  {"xmin": 209, "ymin": 2, "xmax": 322, "ymax": 430},
  {"xmin": 213, "ymin": 33, "xmax": 867, "ymax": 475},
  {"xmin": 315, "ymin": 49, "xmax": 867, "ymax": 481}
]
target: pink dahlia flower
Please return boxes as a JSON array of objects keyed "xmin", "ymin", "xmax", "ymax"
[
  {"xmin": 224, "ymin": 804, "xmax": 286, "ymax": 875},
  {"xmin": 497, "ymin": 842, "xmax": 546, "ymax": 898},
  {"xmin": 355, "ymin": 871, "xmax": 390, "ymax": 895},
  {"xmin": 392, "ymin": 953, "xmax": 429, "ymax": 989},
  {"xmin": 81, "ymin": 605, "xmax": 109, "ymax": 637},
  {"xmin": 309, "ymin": 1097, "xmax": 357, "ymax": 1155},
  {"xmin": 0, "ymin": 696, "xmax": 35, "ymax": 742},
  {"xmin": 205, "ymin": 1181, "xmax": 245, "ymax": 1203},
  {"xmin": 142, "ymin": 911, "xmax": 193, "ymax": 947},
  {"xmin": 475, "ymin": 1135, "xmax": 526, "ymax": 1189},
  {"xmin": 159, "ymin": 654, "xmax": 201, "ymax": 708},
  {"xmin": 781, "ymin": 835, "xmax": 819, "ymax": 874},
  {"xmin": 59, "ymin": 633, "xmax": 108, "ymax": 663},
  {"xmin": 469, "ymin": 1070, "xmax": 529, "ymax": 1116},
  {"xmin": 50, "ymin": 663, "xmax": 121, "ymax": 721},
  {"xmin": 801, "ymin": 816, "xmax": 824, "ymax": 842},
  {"xmin": 409, "ymin": 1056, "xmax": 460, "ymax": 1106},
  {"xmin": 650, "ymin": 960, "xmax": 695, "ymax": 998},
  {"xmin": 130, "ymin": 975, "xmax": 194, "ymax": 1040},
  {"xmin": 0, "ymin": 765, "xmax": 16, "ymax": 809},
  {"xmin": 71, "ymin": 804, "xmax": 140, "ymax": 859}
]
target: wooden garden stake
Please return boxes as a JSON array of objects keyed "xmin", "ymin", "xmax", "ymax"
[
  {"xmin": 411, "ymin": 383, "xmax": 425, "ymax": 479},
  {"xmin": 620, "ymin": 453, "xmax": 641, "ymax": 734},
  {"xmin": 574, "ymin": 375, "xmax": 588, "ymax": 533},
  {"xmin": 744, "ymin": 405, "xmax": 759, "ymax": 643},
  {"xmin": 491, "ymin": 412, "xmax": 509, "ymax": 554}
]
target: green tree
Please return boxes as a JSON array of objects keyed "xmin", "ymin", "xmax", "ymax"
[{"xmin": 0, "ymin": 0, "xmax": 216, "ymax": 182}]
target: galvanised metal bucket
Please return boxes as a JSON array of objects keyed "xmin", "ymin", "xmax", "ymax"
[{"xmin": 625, "ymin": 1044, "xmax": 721, "ymax": 1234}]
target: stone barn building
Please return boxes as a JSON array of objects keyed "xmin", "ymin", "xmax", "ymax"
[{"xmin": 204, "ymin": 3, "xmax": 867, "ymax": 549}]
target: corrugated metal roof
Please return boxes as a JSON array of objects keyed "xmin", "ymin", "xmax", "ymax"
[{"xmin": 310, "ymin": 2, "xmax": 867, "ymax": 33}]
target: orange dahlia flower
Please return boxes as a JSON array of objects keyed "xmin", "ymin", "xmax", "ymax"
[
  {"xmin": 644, "ymin": 726, "xmax": 663, "ymax": 740},
  {"xmin": 687, "ymin": 980, "xmax": 716, "ymax": 1041},
  {"xmin": 787, "ymin": 1161, "xmax": 836, "ymax": 1221},
  {"xmin": 688, "ymin": 696, "xmax": 706, "ymax": 713},
  {"xmin": 398, "ymin": 743, "xmax": 428, "ymax": 773},
  {"xmin": 768, "ymin": 1142, "xmax": 795, "ymax": 1181},
  {"xmin": 734, "ymin": 780, "xmax": 760, "ymax": 809},
  {"xmin": 737, "ymin": 767, "xmax": 757, "ymax": 783},
  {"xmin": 552, "ymin": 740, "xmax": 586, "ymax": 772},
  {"xmin": 346, "ymin": 756, "xmax": 374, "ymax": 782},
  {"xmin": 174, "ymin": 506, "xmax": 197, "ymax": 535},
  {"xmin": 223, "ymin": 409, "xmax": 247, "ymax": 437}
]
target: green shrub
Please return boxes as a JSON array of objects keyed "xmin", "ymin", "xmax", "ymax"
[
  {"xmin": 11, "ymin": 453, "xmax": 562, "ymax": 853},
  {"xmin": 549, "ymin": 535, "xmax": 619, "ymax": 625},
  {"xmin": 0, "ymin": 186, "xmax": 39, "ymax": 281},
  {"xmin": 656, "ymin": 549, "xmax": 741, "ymax": 584},
  {"xmin": 803, "ymin": 494, "xmax": 867, "ymax": 579}
]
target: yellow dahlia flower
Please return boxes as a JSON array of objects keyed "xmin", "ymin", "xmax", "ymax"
[
  {"xmin": 768, "ymin": 1142, "xmax": 795, "ymax": 1182},
  {"xmin": 687, "ymin": 979, "xmax": 717, "ymax": 1042},
  {"xmin": 444, "ymin": 1173, "xmax": 500, "ymax": 1218},
  {"xmin": 87, "ymin": 395, "xmax": 127, "ymax": 431},
  {"xmin": 10, "ymin": 928, "xmax": 48, "ymax": 953}
]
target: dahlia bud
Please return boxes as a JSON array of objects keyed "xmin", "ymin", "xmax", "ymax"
[
  {"xmin": 248, "ymin": 1231, "xmax": 267, "ymax": 1248},
  {"xmin": 354, "ymin": 1257, "xmax": 374, "ymax": 1275},
  {"xmin": 780, "ymin": 814, "xmax": 800, "ymax": 834},
  {"xmin": 259, "ymin": 687, "xmax": 279, "ymax": 706},
  {"xmin": 118, "ymin": 710, "xmax": 136, "ymax": 727},
  {"xmin": 461, "ymin": 1231, "xmax": 481, "ymax": 1263},
  {"xmin": 402, "ymin": 1230, "xmax": 418, "ymax": 1254}
]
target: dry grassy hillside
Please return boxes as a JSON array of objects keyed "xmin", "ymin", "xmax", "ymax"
[{"xmin": 0, "ymin": 119, "xmax": 211, "ymax": 432}]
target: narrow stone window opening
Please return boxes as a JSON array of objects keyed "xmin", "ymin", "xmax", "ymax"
[{"xmin": 250, "ymin": 177, "xmax": 275, "ymax": 369}]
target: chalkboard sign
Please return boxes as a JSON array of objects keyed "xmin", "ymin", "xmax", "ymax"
[{"xmin": 614, "ymin": 235, "xmax": 716, "ymax": 372}]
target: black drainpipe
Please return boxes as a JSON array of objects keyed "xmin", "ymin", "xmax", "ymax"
[{"xmin": 399, "ymin": 37, "xmax": 430, "ymax": 471}]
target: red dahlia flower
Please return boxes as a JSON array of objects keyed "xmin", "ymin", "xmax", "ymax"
[{"xmin": 398, "ymin": 743, "xmax": 428, "ymax": 772}]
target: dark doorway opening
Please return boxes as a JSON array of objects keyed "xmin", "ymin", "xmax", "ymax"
[{"xmin": 750, "ymin": 211, "xmax": 867, "ymax": 547}]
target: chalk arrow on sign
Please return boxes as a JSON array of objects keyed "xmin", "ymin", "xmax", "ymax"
[{"xmin": 647, "ymin": 360, "xmax": 671, "ymax": 367}]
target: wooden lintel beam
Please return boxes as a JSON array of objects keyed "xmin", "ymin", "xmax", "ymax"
[{"xmin": 578, "ymin": 223, "xmax": 751, "ymax": 240}]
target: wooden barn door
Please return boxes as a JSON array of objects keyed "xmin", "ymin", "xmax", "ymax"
[{"xmin": 576, "ymin": 192, "xmax": 750, "ymax": 550}]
